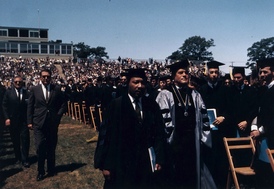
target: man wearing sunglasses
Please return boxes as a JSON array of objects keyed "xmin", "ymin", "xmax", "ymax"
[{"xmin": 2, "ymin": 76, "xmax": 30, "ymax": 168}]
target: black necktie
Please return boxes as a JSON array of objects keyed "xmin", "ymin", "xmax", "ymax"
[
  {"xmin": 134, "ymin": 98, "xmax": 142, "ymax": 121},
  {"xmin": 46, "ymin": 86, "xmax": 49, "ymax": 103}
]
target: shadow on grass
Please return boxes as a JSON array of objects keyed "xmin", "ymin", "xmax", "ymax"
[
  {"xmin": 0, "ymin": 168, "xmax": 23, "ymax": 188},
  {"xmin": 56, "ymin": 163, "xmax": 87, "ymax": 173}
]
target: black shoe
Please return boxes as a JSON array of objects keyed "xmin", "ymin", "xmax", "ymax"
[
  {"xmin": 36, "ymin": 174, "xmax": 44, "ymax": 181},
  {"xmin": 22, "ymin": 162, "xmax": 30, "ymax": 168},
  {"xmin": 47, "ymin": 171, "xmax": 57, "ymax": 177}
]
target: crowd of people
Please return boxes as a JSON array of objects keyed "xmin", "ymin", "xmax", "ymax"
[{"xmin": 1, "ymin": 56, "xmax": 274, "ymax": 188}]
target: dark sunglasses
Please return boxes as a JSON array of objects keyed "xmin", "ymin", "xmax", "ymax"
[{"xmin": 41, "ymin": 75, "xmax": 50, "ymax": 79}]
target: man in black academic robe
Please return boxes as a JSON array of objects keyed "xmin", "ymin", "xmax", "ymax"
[
  {"xmin": 251, "ymin": 58, "xmax": 274, "ymax": 188},
  {"xmin": 94, "ymin": 69, "xmax": 165, "ymax": 189},
  {"xmin": 199, "ymin": 61, "xmax": 230, "ymax": 187},
  {"xmin": 227, "ymin": 67, "xmax": 258, "ymax": 137}
]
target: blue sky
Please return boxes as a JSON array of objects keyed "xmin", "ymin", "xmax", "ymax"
[{"xmin": 1, "ymin": 0, "xmax": 274, "ymax": 73}]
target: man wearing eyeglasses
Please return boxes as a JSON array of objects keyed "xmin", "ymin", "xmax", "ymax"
[
  {"xmin": 27, "ymin": 69, "xmax": 67, "ymax": 181},
  {"xmin": 2, "ymin": 76, "xmax": 30, "ymax": 168}
]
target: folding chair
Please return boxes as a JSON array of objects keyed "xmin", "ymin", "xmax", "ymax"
[
  {"xmin": 74, "ymin": 102, "xmax": 81, "ymax": 122},
  {"xmin": 67, "ymin": 101, "xmax": 71, "ymax": 116},
  {"xmin": 90, "ymin": 106, "xmax": 102, "ymax": 130},
  {"xmin": 266, "ymin": 148, "xmax": 274, "ymax": 172},
  {"xmin": 223, "ymin": 137, "xmax": 256, "ymax": 189},
  {"xmin": 81, "ymin": 101, "xmax": 90, "ymax": 125}
]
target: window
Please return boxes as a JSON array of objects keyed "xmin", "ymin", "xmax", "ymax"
[
  {"xmin": 55, "ymin": 45, "xmax": 60, "ymax": 55},
  {"xmin": 29, "ymin": 30, "xmax": 39, "ymax": 38},
  {"xmin": 0, "ymin": 30, "xmax": 8, "ymax": 36},
  {"xmin": 32, "ymin": 44, "xmax": 39, "ymax": 53},
  {"xmin": 8, "ymin": 29, "xmax": 17, "ymax": 37},
  {"xmin": 49, "ymin": 45, "xmax": 55, "ymax": 54},
  {"xmin": 41, "ymin": 44, "xmax": 48, "ymax": 54},
  {"xmin": 67, "ymin": 45, "xmax": 72, "ymax": 54},
  {"xmin": 19, "ymin": 29, "xmax": 28, "ymax": 37},
  {"xmin": 61, "ymin": 45, "xmax": 66, "ymax": 54},
  {"xmin": 10, "ymin": 43, "xmax": 18, "ymax": 53},
  {"xmin": 40, "ymin": 30, "xmax": 48, "ymax": 38},
  {"xmin": 0, "ymin": 42, "xmax": 6, "ymax": 52},
  {"xmin": 20, "ymin": 44, "xmax": 28, "ymax": 53}
]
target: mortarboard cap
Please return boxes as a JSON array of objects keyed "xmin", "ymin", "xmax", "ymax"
[
  {"xmin": 124, "ymin": 68, "xmax": 148, "ymax": 80},
  {"xmin": 159, "ymin": 75, "xmax": 170, "ymax": 81},
  {"xmin": 166, "ymin": 59, "xmax": 190, "ymax": 73},
  {"xmin": 232, "ymin": 66, "xmax": 246, "ymax": 76},
  {"xmin": 151, "ymin": 75, "xmax": 159, "ymax": 80},
  {"xmin": 256, "ymin": 57, "xmax": 274, "ymax": 69},
  {"xmin": 120, "ymin": 72, "xmax": 127, "ymax": 77},
  {"xmin": 207, "ymin": 61, "xmax": 225, "ymax": 69}
]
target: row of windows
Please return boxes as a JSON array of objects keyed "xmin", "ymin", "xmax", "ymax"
[
  {"xmin": 0, "ymin": 29, "xmax": 48, "ymax": 38},
  {"xmin": 0, "ymin": 42, "xmax": 72, "ymax": 54}
]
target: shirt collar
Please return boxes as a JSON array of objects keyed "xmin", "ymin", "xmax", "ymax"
[
  {"xmin": 207, "ymin": 81, "xmax": 217, "ymax": 89},
  {"xmin": 128, "ymin": 94, "xmax": 142, "ymax": 103},
  {"xmin": 268, "ymin": 80, "xmax": 274, "ymax": 89}
]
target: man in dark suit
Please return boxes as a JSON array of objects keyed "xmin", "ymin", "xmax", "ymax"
[
  {"xmin": 2, "ymin": 76, "xmax": 30, "ymax": 167},
  {"xmin": 94, "ymin": 68, "xmax": 165, "ymax": 189},
  {"xmin": 27, "ymin": 69, "xmax": 66, "ymax": 181}
]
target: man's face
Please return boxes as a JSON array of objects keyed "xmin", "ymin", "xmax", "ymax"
[
  {"xmin": 208, "ymin": 68, "xmax": 219, "ymax": 83},
  {"xmin": 40, "ymin": 71, "xmax": 51, "ymax": 86},
  {"xmin": 166, "ymin": 79, "xmax": 172, "ymax": 86},
  {"xmin": 233, "ymin": 73, "xmax": 244, "ymax": 87},
  {"xmin": 159, "ymin": 80, "xmax": 166, "ymax": 90},
  {"xmin": 259, "ymin": 66, "xmax": 274, "ymax": 85},
  {"xmin": 173, "ymin": 68, "xmax": 189, "ymax": 87},
  {"xmin": 120, "ymin": 76, "xmax": 127, "ymax": 85},
  {"xmin": 14, "ymin": 77, "xmax": 23, "ymax": 89},
  {"xmin": 151, "ymin": 79, "xmax": 157, "ymax": 87},
  {"xmin": 128, "ymin": 77, "xmax": 146, "ymax": 99}
]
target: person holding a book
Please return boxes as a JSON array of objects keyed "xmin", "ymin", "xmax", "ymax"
[
  {"xmin": 94, "ymin": 68, "xmax": 165, "ymax": 189},
  {"xmin": 199, "ymin": 61, "xmax": 230, "ymax": 188},
  {"xmin": 155, "ymin": 59, "xmax": 216, "ymax": 189}
]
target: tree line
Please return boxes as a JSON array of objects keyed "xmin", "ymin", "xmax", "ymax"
[{"xmin": 73, "ymin": 36, "xmax": 274, "ymax": 68}]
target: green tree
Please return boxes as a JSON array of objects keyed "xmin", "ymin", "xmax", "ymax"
[
  {"xmin": 247, "ymin": 37, "xmax": 274, "ymax": 67},
  {"xmin": 90, "ymin": 46, "xmax": 109, "ymax": 59},
  {"xmin": 168, "ymin": 36, "xmax": 215, "ymax": 61},
  {"xmin": 73, "ymin": 42, "xmax": 92, "ymax": 59}
]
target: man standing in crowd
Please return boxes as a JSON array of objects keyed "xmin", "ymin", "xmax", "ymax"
[
  {"xmin": 27, "ymin": 69, "xmax": 66, "ymax": 181},
  {"xmin": 116, "ymin": 72, "xmax": 128, "ymax": 98},
  {"xmin": 94, "ymin": 68, "xmax": 165, "ymax": 189},
  {"xmin": 0, "ymin": 81, "xmax": 6, "ymax": 135},
  {"xmin": 199, "ymin": 61, "xmax": 230, "ymax": 187},
  {"xmin": 228, "ymin": 66, "xmax": 258, "ymax": 137},
  {"xmin": 2, "ymin": 76, "xmax": 30, "ymax": 168},
  {"xmin": 156, "ymin": 59, "xmax": 216, "ymax": 189},
  {"xmin": 250, "ymin": 57, "xmax": 274, "ymax": 188}
]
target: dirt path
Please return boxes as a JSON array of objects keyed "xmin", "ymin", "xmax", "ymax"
[{"xmin": 0, "ymin": 116, "xmax": 104, "ymax": 189}]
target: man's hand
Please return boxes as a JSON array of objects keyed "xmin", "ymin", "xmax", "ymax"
[
  {"xmin": 5, "ymin": 119, "xmax": 10, "ymax": 126},
  {"xmin": 102, "ymin": 170, "xmax": 111, "ymax": 180},
  {"xmin": 155, "ymin": 164, "xmax": 162, "ymax": 171},
  {"xmin": 213, "ymin": 116, "xmax": 225, "ymax": 125},
  {"xmin": 250, "ymin": 130, "xmax": 260, "ymax": 139},
  {"xmin": 28, "ymin": 124, "xmax": 33, "ymax": 130},
  {"xmin": 238, "ymin": 121, "xmax": 247, "ymax": 131}
]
